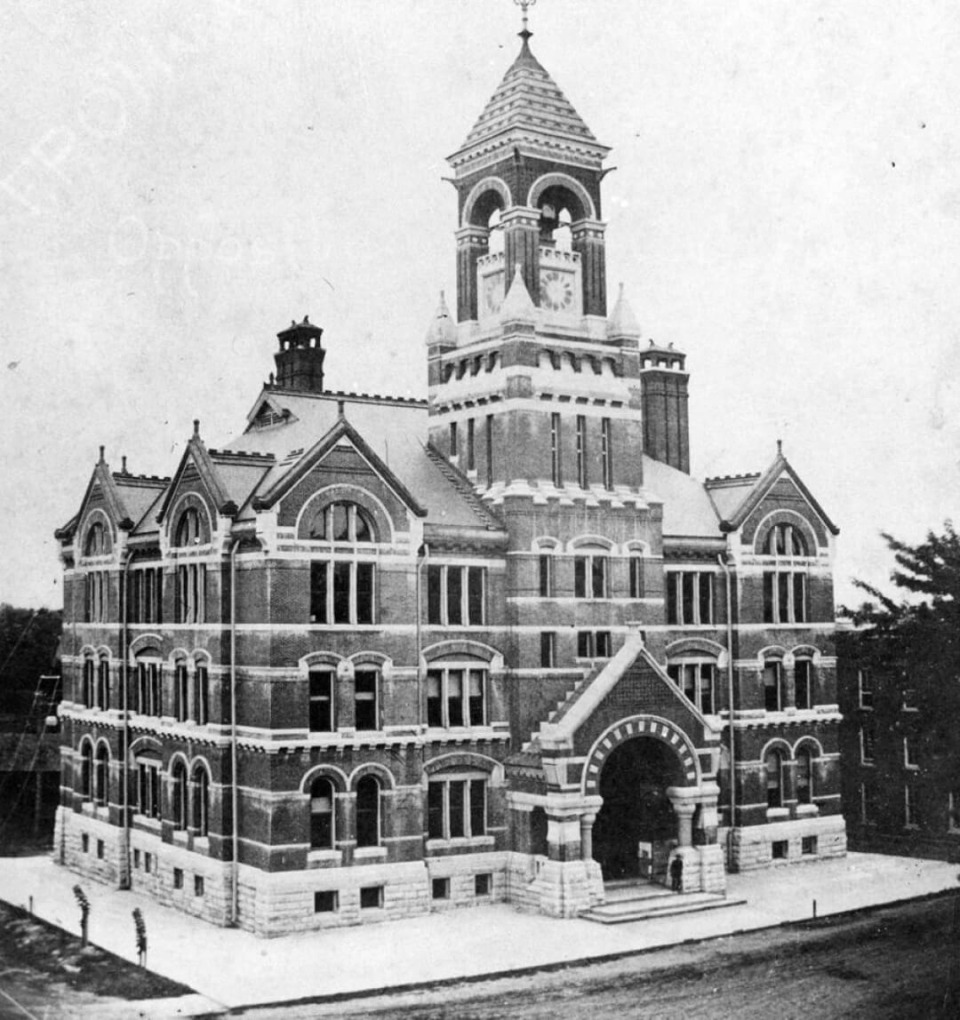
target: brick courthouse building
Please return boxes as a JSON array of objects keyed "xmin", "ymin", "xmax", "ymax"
[{"xmin": 54, "ymin": 26, "xmax": 846, "ymax": 934}]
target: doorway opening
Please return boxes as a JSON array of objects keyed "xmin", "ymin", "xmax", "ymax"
[{"xmin": 592, "ymin": 736, "xmax": 684, "ymax": 882}]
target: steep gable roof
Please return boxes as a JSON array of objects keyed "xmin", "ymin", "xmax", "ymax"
[
  {"xmin": 706, "ymin": 452, "xmax": 840, "ymax": 536},
  {"xmin": 155, "ymin": 430, "xmax": 246, "ymax": 526},
  {"xmin": 252, "ymin": 414, "xmax": 427, "ymax": 518},
  {"xmin": 640, "ymin": 455, "xmax": 721, "ymax": 538},
  {"xmin": 224, "ymin": 388, "xmax": 506, "ymax": 532}
]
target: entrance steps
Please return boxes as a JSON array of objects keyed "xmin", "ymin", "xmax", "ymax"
[{"xmin": 580, "ymin": 881, "xmax": 745, "ymax": 925}]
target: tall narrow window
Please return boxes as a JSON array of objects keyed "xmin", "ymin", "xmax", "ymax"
[
  {"xmin": 192, "ymin": 766, "xmax": 209, "ymax": 836},
  {"xmin": 601, "ymin": 417, "xmax": 613, "ymax": 490},
  {"xmin": 576, "ymin": 415, "xmax": 587, "ymax": 488},
  {"xmin": 858, "ymin": 669, "xmax": 873, "ymax": 709},
  {"xmin": 485, "ymin": 415, "xmax": 494, "ymax": 486},
  {"xmin": 354, "ymin": 669, "xmax": 378, "ymax": 731},
  {"xmin": 194, "ymin": 665, "xmax": 209, "ymax": 725},
  {"xmin": 310, "ymin": 777, "xmax": 335, "ymax": 849},
  {"xmin": 79, "ymin": 742, "xmax": 93, "ymax": 798},
  {"xmin": 629, "ymin": 555, "xmax": 644, "ymax": 599},
  {"xmin": 763, "ymin": 662, "xmax": 782, "ymax": 712},
  {"xmin": 538, "ymin": 553, "xmax": 554, "ymax": 597},
  {"xmin": 309, "ymin": 669, "xmax": 334, "ymax": 732},
  {"xmin": 450, "ymin": 421, "xmax": 458, "ymax": 460},
  {"xmin": 550, "ymin": 412, "xmax": 562, "ymax": 486},
  {"xmin": 171, "ymin": 760, "xmax": 188, "ymax": 829},
  {"xmin": 540, "ymin": 631, "xmax": 556, "ymax": 668},
  {"xmin": 765, "ymin": 750, "xmax": 784, "ymax": 808},
  {"xmin": 355, "ymin": 776, "xmax": 380, "ymax": 847},
  {"xmin": 174, "ymin": 663, "xmax": 189, "ymax": 722},
  {"xmin": 94, "ymin": 745, "xmax": 109, "ymax": 806},
  {"xmin": 860, "ymin": 723, "xmax": 876, "ymax": 764},
  {"xmin": 466, "ymin": 418, "xmax": 475, "ymax": 472},
  {"xmin": 796, "ymin": 747, "xmax": 813, "ymax": 804},
  {"xmin": 97, "ymin": 660, "xmax": 110, "ymax": 710},
  {"xmin": 795, "ymin": 659, "xmax": 812, "ymax": 710}
]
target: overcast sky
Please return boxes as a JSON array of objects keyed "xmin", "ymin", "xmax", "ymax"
[{"xmin": 1, "ymin": 0, "xmax": 957, "ymax": 611}]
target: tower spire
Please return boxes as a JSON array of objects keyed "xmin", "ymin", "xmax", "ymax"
[{"xmin": 514, "ymin": 0, "xmax": 536, "ymax": 42}]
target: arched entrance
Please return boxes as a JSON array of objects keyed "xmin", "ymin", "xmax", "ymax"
[{"xmin": 592, "ymin": 736, "xmax": 684, "ymax": 882}]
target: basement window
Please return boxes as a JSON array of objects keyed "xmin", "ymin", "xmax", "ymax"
[
  {"xmin": 360, "ymin": 885, "xmax": 383, "ymax": 910},
  {"xmin": 432, "ymin": 878, "xmax": 450, "ymax": 900},
  {"xmin": 314, "ymin": 890, "xmax": 338, "ymax": 913},
  {"xmin": 771, "ymin": 840, "xmax": 788, "ymax": 860}
]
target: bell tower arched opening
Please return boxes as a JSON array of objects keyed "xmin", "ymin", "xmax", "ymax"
[{"xmin": 593, "ymin": 736, "xmax": 684, "ymax": 882}]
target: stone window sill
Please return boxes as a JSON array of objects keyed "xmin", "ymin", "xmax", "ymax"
[
  {"xmin": 353, "ymin": 846, "xmax": 387, "ymax": 861},
  {"xmin": 425, "ymin": 836, "xmax": 495, "ymax": 852},
  {"xmin": 766, "ymin": 807, "xmax": 790, "ymax": 821},
  {"xmin": 795, "ymin": 804, "xmax": 819, "ymax": 817},
  {"xmin": 307, "ymin": 849, "xmax": 343, "ymax": 867}
]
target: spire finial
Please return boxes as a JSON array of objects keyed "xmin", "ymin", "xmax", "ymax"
[
  {"xmin": 514, "ymin": 0, "xmax": 537, "ymax": 42},
  {"xmin": 193, "ymin": 419, "xmax": 200, "ymax": 439},
  {"xmin": 777, "ymin": 438, "xmax": 783, "ymax": 456}
]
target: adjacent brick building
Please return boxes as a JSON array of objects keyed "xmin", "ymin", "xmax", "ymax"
[{"xmin": 54, "ymin": 28, "xmax": 846, "ymax": 934}]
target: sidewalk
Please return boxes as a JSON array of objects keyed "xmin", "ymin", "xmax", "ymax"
[{"xmin": 0, "ymin": 852, "xmax": 956, "ymax": 1013}]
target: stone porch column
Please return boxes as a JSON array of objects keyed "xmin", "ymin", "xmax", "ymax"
[
  {"xmin": 674, "ymin": 802, "xmax": 696, "ymax": 848},
  {"xmin": 580, "ymin": 812, "xmax": 596, "ymax": 862}
]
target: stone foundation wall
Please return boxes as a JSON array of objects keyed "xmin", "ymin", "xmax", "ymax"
[{"xmin": 729, "ymin": 815, "xmax": 846, "ymax": 871}]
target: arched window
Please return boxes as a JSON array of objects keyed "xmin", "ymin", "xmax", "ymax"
[
  {"xmin": 82, "ymin": 659, "xmax": 95, "ymax": 708},
  {"xmin": 192, "ymin": 766, "xmax": 209, "ymax": 836},
  {"xmin": 355, "ymin": 775, "xmax": 380, "ymax": 847},
  {"xmin": 175, "ymin": 507, "xmax": 203, "ymax": 547},
  {"xmin": 487, "ymin": 207, "xmax": 503, "ymax": 255},
  {"xmin": 796, "ymin": 747, "xmax": 814, "ymax": 805},
  {"xmin": 765, "ymin": 749, "xmax": 785, "ymax": 808},
  {"xmin": 84, "ymin": 521, "xmax": 107, "ymax": 556},
  {"xmin": 427, "ymin": 770, "xmax": 488, "ymax": 841},
  {"xmin": 310, "ymin": 777, "xmax": 335, "ymax": 850},
  {"xmin": 171, "ymin": 760, "xmax": 188, "ymax": 830},
  {"xmin": 762, "ymin": 522, "xmax": 809, "ymax": 624},
  {"xmin": 795, "ymin": 658, "xmax": 814, "ymax": 710},
  {"xmin": 766, "ymin": 523, "xmax": 808, "ymax": 557},
  {"xmin": 79, "ymin": 741, "xmax": 93, "ymax": 799},
  {"xmin": 763, "ymin": 659, "xmax": 784, "ymax": 713},
  {"xmin": 97, "ymin": 659, "xmax": 110, "ymax": 710},
  {"xmin": 308, "ymin": 502, "xmax": 375, "ymax": 543},
  {"xmin": 94, "ymin": 745, "xmax": 110, "ymax": 806}
]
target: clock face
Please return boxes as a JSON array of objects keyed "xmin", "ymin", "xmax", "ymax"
[{"xmin": 540, "ymin": 270, "xmax": 574, "ymax": 312}]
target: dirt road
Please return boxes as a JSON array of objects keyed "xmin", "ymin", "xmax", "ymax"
[{"xmin": 220, "ymin": 894, "xmax": 960, "ymax": 1020}]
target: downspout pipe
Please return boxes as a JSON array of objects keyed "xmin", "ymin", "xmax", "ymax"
[
  {"xmin": 229, "ymin": 538, "xmax": 240, "ymax": 926},
  {"xmin": 120, "ymin": 550, "xmax": 133, "ymax": 890},
  {"xmin": 415, "ymin": 543, "xmax": 429, "ymax": 728},
  {"xmin": 718, "ymin": 552, "xmax": 736, "ymax": 872}
]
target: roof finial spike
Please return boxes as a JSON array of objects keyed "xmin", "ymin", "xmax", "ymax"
[
  {"xmin": 121, "ymin": 455, "xmax": 127, "ymax": 474},
  {"xmin": 98, "ymin": 445, "xmax": 105, "ymax": 464},
  {"xmin": 193, "ymin": 419, "xmax": 200, "ymax": 439},
  {"xmin": 777, "ymin": 438, "xmax": 783, "ymax": 456},
  {"xmin": 514, "ymin": 0, "xmax": 537, "ymax": 42},
  {"xmin": 337, "ymin": 399, "xmax": 345, "ymax": 419}
]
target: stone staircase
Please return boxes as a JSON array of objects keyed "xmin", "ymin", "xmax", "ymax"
[{"xmin": 580, "ymin": 881, "xmax": 745, "ymax": 925}]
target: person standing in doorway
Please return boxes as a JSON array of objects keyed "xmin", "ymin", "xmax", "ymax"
[{"xmin": 670, "ymin": 855, "xmax": 683, "ymax": 893}]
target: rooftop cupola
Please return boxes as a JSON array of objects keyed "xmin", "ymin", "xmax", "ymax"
[{"xmin": 274, "ymin": 316, "xmax": 326, "ymax": 393}]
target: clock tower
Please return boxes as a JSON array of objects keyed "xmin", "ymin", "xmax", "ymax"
[{"xmin": 427, "ymin": 19, "xmax": 690, "ymax": 496}]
